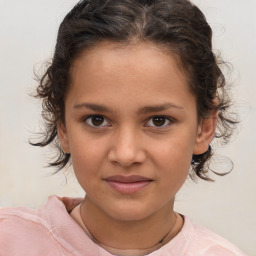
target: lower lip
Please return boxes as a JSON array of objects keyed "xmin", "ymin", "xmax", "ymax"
[{"xmin": 105, "ymin": 180, "xmax": 152, "ymax": 194}]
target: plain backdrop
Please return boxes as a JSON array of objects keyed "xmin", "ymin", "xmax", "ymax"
[{"xmin": 0, "ymin": 0, "xmax": 255, "ymax": 255}]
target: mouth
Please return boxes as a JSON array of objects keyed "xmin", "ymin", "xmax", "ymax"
[{"xmin": 103, "ymin": 175, "xmax": 153, "ymax": 194}]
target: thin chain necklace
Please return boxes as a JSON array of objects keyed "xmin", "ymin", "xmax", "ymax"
[{"xmin": 79, "ymin": 201, "xmax": 178, "ymax": 252}]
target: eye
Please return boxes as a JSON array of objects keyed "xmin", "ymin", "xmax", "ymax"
[
  {"xmin": 146, "ymin": 116, "xmax": 172, "ymax": 128},
  {"xmin": 84, "ymin": 115, "xmax": 110, "ymax": 127}
]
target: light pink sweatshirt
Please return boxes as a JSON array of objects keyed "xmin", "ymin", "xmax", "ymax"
[{"xmin": 0, "ymin": 196, "xmax": 246, "ymax": 256}]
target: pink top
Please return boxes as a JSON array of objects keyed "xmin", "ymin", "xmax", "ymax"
[{"xmin": 0, "ymin": 196, "xmax": 246, "ymax": 256}]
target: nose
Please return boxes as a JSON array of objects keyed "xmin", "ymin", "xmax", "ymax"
[{"xmin": 108, "ymin": 127, "xmax": 146, "ymax": 167}]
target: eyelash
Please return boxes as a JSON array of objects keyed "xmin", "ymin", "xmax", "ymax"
[
  {"xmin": 83, "ymin": 115, "xmax": 110, "ymax": 128},
  {"xmin": 83, "ymin": 115, "xmax": 174, "ymax": 128},
  {"xmin": 145, "ymin": 116, "xmax": 173, "ymax": 128}
]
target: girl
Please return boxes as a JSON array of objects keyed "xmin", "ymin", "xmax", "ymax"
[{"xmin": 0, "ymin": 0, "xmax": 246, "ymax": 255}]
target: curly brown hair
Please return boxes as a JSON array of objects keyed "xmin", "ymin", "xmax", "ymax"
[{"xmin": 32, "ymin": 0, "xmax": 238, "ymax": 181}]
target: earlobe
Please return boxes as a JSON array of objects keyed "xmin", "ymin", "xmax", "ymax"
[
  {"xmin": 57, "ymin": 122, "xmax": 70, "ymax": 153},
  {"xmin": 193, "ymin": 112, "xmax": 218, "ymax": 155}
]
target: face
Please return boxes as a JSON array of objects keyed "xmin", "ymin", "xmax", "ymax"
[{"xmin": 59, "ymin": 41, "xmax": 215, "ymax": 221}]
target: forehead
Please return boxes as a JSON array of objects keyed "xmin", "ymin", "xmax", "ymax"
[
  {"xmin": 67, "ymin": 41, "xmax": 195, "ymax": 112},
  {"xmin": 71, "ymin": 41, "xmax": 186, "ymax": 77},
  {"xmin": 71, "ymin": 41, "xmax": 188, "ymax": 83}
]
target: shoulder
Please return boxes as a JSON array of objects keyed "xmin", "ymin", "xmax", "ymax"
[
  {"xmin": 0, "ymin": 196, "xmax": 85, "ymax": 256},
  {"xmin": 0, "ymin": 201, "xmax": 58, "ymax": 255},
  {"xmin": 180, "ymin": 216, "xmax": 246, "ymax": 256}
]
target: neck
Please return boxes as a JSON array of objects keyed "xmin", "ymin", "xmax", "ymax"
[{"xmin": 80, "ymin": 196, "xmax": 180, "ymax": 250}]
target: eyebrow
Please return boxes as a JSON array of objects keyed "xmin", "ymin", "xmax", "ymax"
[
  {"xmin": 73, "ymin": 103, "xmax": 110, "ymax": 112},
  {"xmin": 73, "ymin": 102, "xmax": 184, "ymax": 113},
  {"xmin": 139, "ymin": 103, "xmax": 184, "ymax": 114}
]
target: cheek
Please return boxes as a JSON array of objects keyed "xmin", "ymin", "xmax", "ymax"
[
  {"xmin": 71, "ymin": 148, "xmax": 105, "ymax": 194},
  {"xmin": 152, "ymin": 144, "xmax": 191, "ymax": 197},
  {"xmin": 151, "ymin": 136, "xmax": 194, "ymax": 165},
  {"xmin": 69, "ymin": 136, "xmax": 107, "ymax": 179},
  {"xmin": 149, "ymin": 135, "xmax": 194, "ymax": 181}
]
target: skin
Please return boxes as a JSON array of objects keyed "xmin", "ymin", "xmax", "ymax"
[{"xmin": 58, "ymin": 41, "xmax": 217, "ymax": 250}]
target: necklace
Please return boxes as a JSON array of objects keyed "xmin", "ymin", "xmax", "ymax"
[{"xmin": 79, "ymin": 201, "xmax": 178, "ymax": 251}]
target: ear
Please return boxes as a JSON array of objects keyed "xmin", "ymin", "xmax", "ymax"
[
  {"xmin": 193, "ymin": 111, "xmax": 218, "ymax": 155},
  {"xmin": 57, "ymin": 122, "xmax": 71, "ymax": 154}
]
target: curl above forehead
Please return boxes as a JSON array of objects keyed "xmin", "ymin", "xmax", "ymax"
[{"xmin": 57, "ymin": 0, "xmax": 212, "ymax": 65}]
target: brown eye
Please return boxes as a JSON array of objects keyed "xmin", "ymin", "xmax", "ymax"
[
  {"xmin": 152, "ymin": 116, "xmax": 166, "ymax": 126},
  {"xmin": 85, "ymin": 115, "xmax": 109, "ymax": 127},
  {"xmin": 146, "ymin": 116, "xmax": 171, "ymax": 127},
  {"xmin": 91, "ymin": 116, "xmax": 104, "ymax": 126}
]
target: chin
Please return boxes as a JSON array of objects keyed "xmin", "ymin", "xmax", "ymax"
[{"xmin": 106, "ymin": 203, "xmax": 155, "ymax": 222}]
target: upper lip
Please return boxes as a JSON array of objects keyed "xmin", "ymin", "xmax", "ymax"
[{"xmin": 103, "ymin": 175, "xmax": 153, "ymax": 183}]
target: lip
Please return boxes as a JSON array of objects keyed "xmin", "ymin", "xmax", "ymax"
[{"xmin": 103, "ymin": 175, "xmax": 153, "ymax": 194}]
